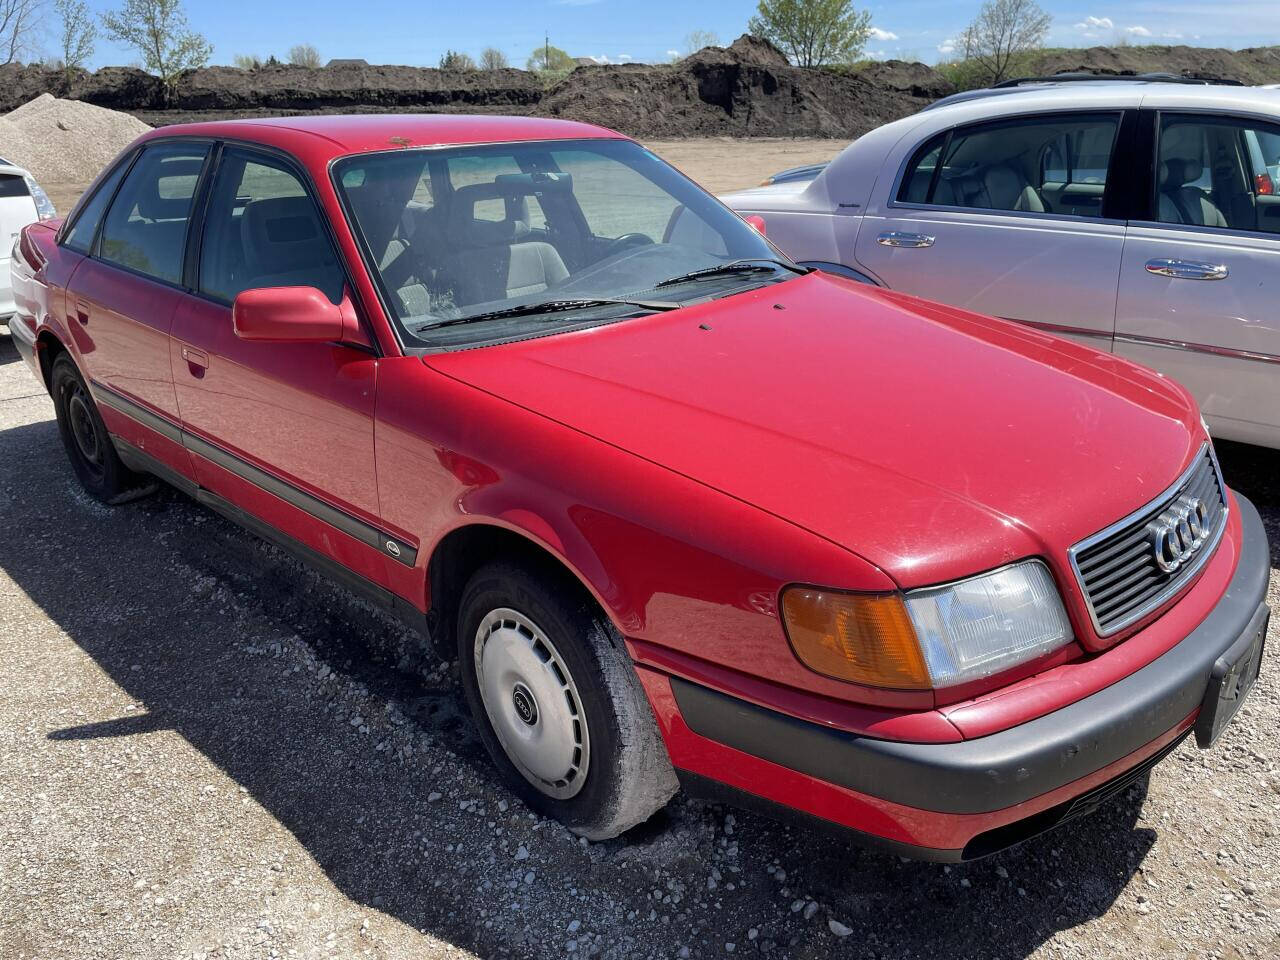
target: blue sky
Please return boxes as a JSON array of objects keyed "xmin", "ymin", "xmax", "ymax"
[{"xmin": 65, "ymin": 1, "xmax": 1280, "ymax": 70}]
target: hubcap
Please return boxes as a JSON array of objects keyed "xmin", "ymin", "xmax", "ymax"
[
  {"xmin": 65, "ymin": 383, "xmax": 104, "ymax": 473},
  {"xmin": 474, "ymin": 608, "xmax": 590, "ymax": 800}
]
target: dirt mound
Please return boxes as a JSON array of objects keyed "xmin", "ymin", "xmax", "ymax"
[
  {"xmin": 1029, "ymin": 44, "xmax": 1280, "ymax": 84},
  {"xmin": 541, "ymin": 37, "xmax": 948, "ymax": 138},
  {"xmin": 0, "ymin": 93, "xmax": 150, "ymax": 183}
]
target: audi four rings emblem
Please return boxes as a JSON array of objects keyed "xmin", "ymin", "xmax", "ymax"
[{"xmin": 1148, "ymin": 494, "xmax": 1211, "ymax": 574}]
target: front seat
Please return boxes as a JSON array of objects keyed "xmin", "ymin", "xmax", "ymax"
[
  {"xmin": 240, "ymin": 196, "xmax": 342, "ymax": 298},
  {"xmin": 1159, "ymin": 158, "xmax": 1229, "ymax": 227},
  {"xmin": 437, "ymin": 184, "xmax": 569, "ymax": 308},
  {"xmin": 982, "ymin": 164, "xmax": 1045, "ymax": 213}
]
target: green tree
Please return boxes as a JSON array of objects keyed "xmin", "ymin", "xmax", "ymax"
[
  {"xmin": 439, "ymin": 49, "xmax": 476, "ymax": 71},
  {"xmin": 748, "ymin": 0, "xmax": 872, "ymax": 67},
  {"xmin": 526, "ymin": 43, "xmax": 574, "ymax": 74},
  {"xmin": 958, "ymin": 0, "xmax": 1051, "ymax": 85},
  {"xmin": 479, "ymin": 46, "xmax": 508, "ymax": 70},
  {"xmin": 288, "ymin": 43, "xmax": 321, "ymax": 68},
  {"xmin": 232, "ymin": 52, "xmax": 263, "ymax": 70},
  {"xmin": 101, "ymin": 0, "xmax": 212, "ymax": 103},
  {"xmin": 55, "ymin": 0, "xmax": 95, "ymax": 88}
]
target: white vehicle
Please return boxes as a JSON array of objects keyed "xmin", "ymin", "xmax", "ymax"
[
  {"xmin": 724, "ymin": 78, "xmax": 1280, "ymax": 449},
  {"xmin": 1, "ymin": 157, "xmax": 55, "ymax": 323}
]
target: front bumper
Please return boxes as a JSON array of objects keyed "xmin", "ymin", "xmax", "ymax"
[
  {"xmin": 6, "ymin": 305, "xmax": 38, "ymax": 378},
  {"xmin": 653, "ymin": 493, "xmax": 1271, "ymax": 860}
]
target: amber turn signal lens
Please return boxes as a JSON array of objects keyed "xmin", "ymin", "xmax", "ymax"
[{"xmin": 781, "ymin": 588, "xmax": 931, "ymax": 689}]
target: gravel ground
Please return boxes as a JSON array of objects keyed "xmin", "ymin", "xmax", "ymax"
[{"xmin": 0, "ymin": 330, "xmax": 1277, "ymax": 960}]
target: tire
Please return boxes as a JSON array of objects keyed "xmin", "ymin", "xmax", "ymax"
[
  {"xmin": 50, "ymin": 354, "xmax": 153, "ymax": 504},
  {"xmin": 457, "ymin": 561, "xmax": 678, "ymax": 839}
]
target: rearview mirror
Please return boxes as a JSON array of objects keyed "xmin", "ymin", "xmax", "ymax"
[{"xmin": 232, "ymin": 286, "xmax": 345, "ymax": 343}]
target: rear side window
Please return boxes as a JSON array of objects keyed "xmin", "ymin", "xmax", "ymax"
[
  {"xmin": 198, "ymin": 148, "xmax": 344, "ymax": 304},
  {"xmin": 98, "ymin": 143, "xmax": 210, "ymax": 285},
  {"xmin": 62, "ymin": 159, "xmax": 131, "ymax": 253},
  {"xmin": 0, "ymin": 173, "xmax": 30, "ymax": 198},
  {"xmin": 899, "ymin": 114, "xmax": 1120, "ymax": 219},
  {"xmin": 1155, "ymin": 113, "xmax": 1280, "ymax": 235}
]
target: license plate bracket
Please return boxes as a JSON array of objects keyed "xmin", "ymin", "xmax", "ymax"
[{"xmin": 1195, "ymin": 603, "xmax": 1269, "ymax": 748}]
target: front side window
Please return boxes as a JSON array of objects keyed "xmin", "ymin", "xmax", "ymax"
[
  {"xmin": 198, "ymin": 148, "xmax": 344, "ymax": 304},
  {"xmin": 1155, "ymin": 114, "xmax": 1280, "ymax": 235},
  {"xmin": 62, "ymin": 156, "xmax": 132, "ymax": 253},
  {"xmin": 97, "ymin": 143, "xmax": 210, "ymax": 284},
  {"xmin": 899, "ymin": 113, "xmax": 1120, "ymax": 219},
  {"xmin": 336, "ymin": 139, "xmax": 782, "ymax": 349}
]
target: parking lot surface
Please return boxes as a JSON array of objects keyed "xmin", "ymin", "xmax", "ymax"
[{"xmin": 1, "ymin": 330, "xmax": 1278, "ymax": 960}]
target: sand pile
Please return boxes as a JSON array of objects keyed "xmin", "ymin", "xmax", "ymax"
[{"xmin": 0, "ymin": 93, "xmax": 149, "ymax": 183}]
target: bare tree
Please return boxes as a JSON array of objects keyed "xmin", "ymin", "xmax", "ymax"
[
  {"xmin": 958, "ymin": 0, "xmax": 1051, "ymax": 85},
  {"xmin": 439, "ymin": 49, "xmax": 476, "ymax": 71},
  {"xmin": 1, "ymin": 0, "xmax": 43, "ymax": 65},
  {"xmin": 232, "ymin": 52, "xmax": 263, "ymax": 70},
  {"xmin": 102, "ymin": 0, "xmax": 212, "ymax": 103},
  {"xmin": 684, "ymin": 29, "xmax": 719, "ymax": 56},
  {"xmin": 479, "ymin": 46, "xmax": 508, "ymax": 70},
  {"xmin": 748, "ymin": 0, "xmax": 872, "ymax": 67},
  {"xmin": 288, "ymin": 43, "xmax": 320, "ymax": 68},
  {"xmin": 55, "ymin": 0, "xmax": 95, "ymax": 87}
]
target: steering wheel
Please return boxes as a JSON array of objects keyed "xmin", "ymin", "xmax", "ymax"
[{"xmin": 604, "ymin": 233, "xmax": 654, "ymax": 257}]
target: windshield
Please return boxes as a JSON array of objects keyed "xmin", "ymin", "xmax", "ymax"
[{"xmin": 334, "ymin": 139, "xmax": 787, "ymax": 349}]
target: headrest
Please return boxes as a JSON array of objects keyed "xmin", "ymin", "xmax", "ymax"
[
  {"xmin": 1160, "ymin": 157, "xmax": 1203, "ymax": 189},
  {"xmin": 448, "ymin": 182, "xmax": 533, "ymax": 248},
  {"xmin": 982, "ymin": 165, "xmax": 1023, "ymax": 208},
  {"xmin": 241, "ymin": 196, "xmax": 330, "ymax": 274},
  {"xmin": 136, "ymin": 156, "xmax": 204, "ymax": 220}
]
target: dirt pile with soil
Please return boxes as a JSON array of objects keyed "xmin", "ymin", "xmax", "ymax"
[
  {"xmin": 1029, "ymin": 44, "xmax": 1280, "ymax": 84},
  {"xmin": 0, "ymin": 93, "xmax": 150, "ymax": 184}
]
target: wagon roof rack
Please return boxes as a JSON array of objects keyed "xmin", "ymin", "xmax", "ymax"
[{"xmin": 993, "ymin": 72, "xmax": 1243, "ymax": 88}]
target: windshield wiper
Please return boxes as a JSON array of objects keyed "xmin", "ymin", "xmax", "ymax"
[
  {"xmin": 653, "ymin": 258, "xmax": 810, "ymax": 289},
  {"xmin": 416, "ymin": 297, "xmax": 681, "ymax": 332}
]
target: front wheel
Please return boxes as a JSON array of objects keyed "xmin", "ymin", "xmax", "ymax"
[{"xmin": 457, "ymin": 561, "xmax": 677, "ymax": 839}]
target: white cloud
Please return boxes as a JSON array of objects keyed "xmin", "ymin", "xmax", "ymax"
[
  {"xmin": 866, "ymin": 50, "xmax": 888, "ymax": 60},
  {"xmin": 1074, "ymin": 15, "xmax": 1114, "ymax": 30},
  {"xmin": 666, "ymin": 49, "xmax": 680, "ymax": 58},
  {"xmin": 617, "ymin": 53, "xmax": 633, "ymax": 62},
  {"xmin": 937, "ymin": 38, "xmax": 956, "ymax": 55},
  {"xmin": 1126, "ymin": 25, "xmax": 1153, "ymax": 36},
  {"xmin": 868, "ymin": 27, "xmax": 899, "ymax": 42}
]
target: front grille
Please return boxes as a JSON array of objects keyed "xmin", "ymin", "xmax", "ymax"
[{"xmin": 1069, "ymin": 445, "xmax": 1227, "ymax": 636}]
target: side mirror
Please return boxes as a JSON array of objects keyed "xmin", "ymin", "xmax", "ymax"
[
  {"xmin": 744, "ymin": 214, "xmax": 767, "ymax": 237},
  {"xmin": 233, "ymin": 286, "xmax": 345, "ymax": 343}
]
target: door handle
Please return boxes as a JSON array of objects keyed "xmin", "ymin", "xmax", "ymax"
[
  {"xmin": 1145, "ymin": 258, "xmax": 1229, "ymax": 281},
  {"xmin": 181, "ymin": 346, "xmax": 209, "ymax": 370},
  {"xmin": 877, "ymin": 231, "xmax": 935, "ymax": 248},
  {"xmin": 73, "ymin": 299, "xmax": 90, "ymax": 324}
]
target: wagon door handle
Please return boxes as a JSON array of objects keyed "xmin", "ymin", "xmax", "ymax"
[
  {"xmin": 73, "ymin": 299, "xmax": 91, "ymax": 324},
  {"xmin": 181, "ymin": 346, "xmax": 209, "ymax": 372},
  {"xmin": 1145, "ymin": 258, "xmax": 1229, "ymax": 280},
  {"xmin": 877, "ymin": 231, "xmax": 935, "ymax": 248}
]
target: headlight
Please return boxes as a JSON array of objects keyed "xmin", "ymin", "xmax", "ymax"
[
  {"xmin": 781, "ymin": 560, "xmax": 1073, "ymax": 690},
  {"xmin": 23, "ymin": 176, "xmax": 56, "ymax": 220}
]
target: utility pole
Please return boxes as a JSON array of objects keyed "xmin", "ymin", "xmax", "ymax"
[{"xmin": 545, "ymin": 31, "xmax": 549, "ymax": 70}]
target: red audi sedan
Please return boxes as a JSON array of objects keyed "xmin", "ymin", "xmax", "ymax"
[{"xmin": 8, "ymin": 116, "xmax": 1269, "ymax": 860}]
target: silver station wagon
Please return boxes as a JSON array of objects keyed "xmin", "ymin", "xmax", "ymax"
[{"xmin": 724, "ymin": 79, "xmax": 1280, "ymax": 449}]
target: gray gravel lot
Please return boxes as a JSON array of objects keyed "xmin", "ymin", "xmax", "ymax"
[{"xmin": 1, "ymin": 330, "xmax": 1278, "ymax": 960}]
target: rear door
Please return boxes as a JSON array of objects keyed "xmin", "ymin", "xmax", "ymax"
[
  {"xmin": 1115, "ymin": 110, "xmax": 1280, "ymax": 447},
  {"xmin": 64, "ymin": 141, "xmax": 211, "ymax": 476},
  {"xmin": 854, "ymin": 110, "xmax": 1128, "ymax": 348}
]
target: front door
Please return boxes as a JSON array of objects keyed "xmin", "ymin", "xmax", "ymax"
[
  {"xmin": 855, "ymin": 111, "xmax": 1127, "ymax": 349},
  {"xmin": 170, "ymin": 145, "xmax": 395, "ymax": 587},
  {"xmin": 1116, "ymin": 111, "xmax": 1280, "ymax": 448}
]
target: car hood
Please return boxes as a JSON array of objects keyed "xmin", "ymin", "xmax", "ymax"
[{"xmin": 424, "ymin": 273, "xmax": 1200, "ymax": 590}]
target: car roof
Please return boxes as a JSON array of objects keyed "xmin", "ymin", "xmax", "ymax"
[
  {"xmin": 924, "ymin": 81, "xmax": 1280, "ymax": 118},
  {"xmin": 139, "ymin": 114, "xmax": 629, "ymax": 160}
]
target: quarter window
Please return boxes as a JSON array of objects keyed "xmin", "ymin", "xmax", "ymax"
[
  {"xmin": 899, "ymin": 114, "xmax": 1120, "ymax": 219},
  {"xmin": 97, "ymin": 143, "xmax": 210, "ymax": 284},
  {"xmin": 1155, "ymin": 114, "xmax": 1280, "ymax": 235},
  {"xmin": 62, "ymin": 156, "xmax": 132, "ymax": 253},
  {"xmin": 198, "ymin": 149, "xmax": 344, "ymax": 304}
]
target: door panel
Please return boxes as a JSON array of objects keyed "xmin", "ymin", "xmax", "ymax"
[
  {"xmin": 1116, "ymin": 226, "xmax": 1280, "ymax": 446},
  {"xmin": 855, "ymin": 112, "xmax": 1126, "ymax": 349}
]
